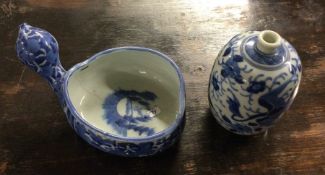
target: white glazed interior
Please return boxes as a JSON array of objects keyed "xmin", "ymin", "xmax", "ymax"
[{"xmin": 67, "ymin": 49, "xmax": 181, "ymax": 138}]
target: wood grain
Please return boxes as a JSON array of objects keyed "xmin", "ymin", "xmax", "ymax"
[{"xmin": 0, "ymin": 0, "xmax": 325, "ymax": 174}]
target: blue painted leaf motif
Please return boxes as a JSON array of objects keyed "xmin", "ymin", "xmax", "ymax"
[
  {"xmin": 234, "ymin": 76, "xmax": 244, "ymax": 84},
  {"xmin": 297, "ymin": 63, "xmax": 302, "ymax": 72},
  {"xmin": 247, "ymin": 81, "xmax": 266, "ymax": 93},
  {"xmin": 227, "ymin": 95, "xmax": 242, "ymax": 118},
  {"xmin": 220, "ymin": 54, "xmax": 244, "ymax": 84},
  {"xmin": 290, "ymin": 64, "xmax": 297, "ymax": 75},
  {"xmin": 223, "ymin": 47, "xmax": 231, "ymax": 56},
  {"xmin": 212, "ymin": 75, "xmax": 219, "ymax": 91},
  {"xmin": 103, "ymin": 90, "xmax": 157, "ymax": 137}
]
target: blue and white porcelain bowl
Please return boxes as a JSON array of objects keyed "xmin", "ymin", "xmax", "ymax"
[
  {"xmin": 16, "ymin": 23, "xmax": 186, "ymax": 157},
  {"xmin": 209, "ymin": 30, "xmax": 302, "ymax": 135}
]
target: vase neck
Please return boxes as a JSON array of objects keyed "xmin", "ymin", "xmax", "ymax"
[
  {"xmin": 241, "ymin": 31, "xmax": 288, "ymax": 70},
  {"xmin": 256, "ymin": 30, "xmax": 282, "ymax": 55}
]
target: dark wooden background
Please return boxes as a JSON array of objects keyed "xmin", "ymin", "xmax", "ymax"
[{"xmin": 0, "ymin": 0, "xmax": 324, "ymax": 174}]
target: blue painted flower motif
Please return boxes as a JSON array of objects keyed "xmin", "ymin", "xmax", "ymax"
[
  {"xmin": 212, "ymin": 75, "xmax": 219, "ymax": 91},
  {"xmin": 220, "ymin": 55, "xmax": 244, "ymax": 84},
  {"xmin": 247, "ymin": 81, "xmax": 266, "ymax": 93},
  {"xmin": 209, "ymin": 31, "xmax": 302, "ymax": 136}
]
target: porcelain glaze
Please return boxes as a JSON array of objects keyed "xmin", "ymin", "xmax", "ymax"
[
  {"xmin": 16, "ymin": 23, "xmax": 186, "ymax": 156},
  {"xmin": 209, "ymin": 30, "xmax": 302, "ymax": 135}
]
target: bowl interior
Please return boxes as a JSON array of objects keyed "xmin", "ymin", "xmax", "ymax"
[{"xmin": 67, "ymin": 48, "xmax": 183, "ymax": 138}]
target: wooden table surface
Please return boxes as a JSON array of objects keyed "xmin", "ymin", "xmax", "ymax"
[{"xmin": 1, "ymin": 0, "xmax": 325, "ymax": 174}]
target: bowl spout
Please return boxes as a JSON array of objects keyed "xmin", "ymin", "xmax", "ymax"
[{"xmin": 16, "ymin": 23, "xmax": 66, "ymax": 93}]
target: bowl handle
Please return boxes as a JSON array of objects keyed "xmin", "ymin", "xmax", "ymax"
[{"xmin": 16, "ymin": 23, "xmax": 66, "ymax": 93}]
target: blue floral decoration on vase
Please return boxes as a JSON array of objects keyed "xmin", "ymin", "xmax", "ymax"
[{"xmin": 209, "ymin": 30, "xmax": 302, "ymax": 135}]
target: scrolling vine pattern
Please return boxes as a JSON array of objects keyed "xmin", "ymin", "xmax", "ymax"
[
  {"xmin": 209, "ymin": 32, "xmax": 302, "ymax": 134},
  {"xmin": 16, "ymin": 23, "xmax": 65, "ymax": 93}
]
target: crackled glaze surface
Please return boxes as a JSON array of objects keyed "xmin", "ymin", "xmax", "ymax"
[{"xmin": 209, "ymin": 31, "xmax": 302, "ymax": 135}]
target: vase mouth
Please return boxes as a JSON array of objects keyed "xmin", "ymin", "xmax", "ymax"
[
  {"xmin": 241, "ymin": 31, "xmax": 289, "ymax": 70},
  {"xmin": 256, "ymin": 30, "xmax": 282, "ymax": 54}
]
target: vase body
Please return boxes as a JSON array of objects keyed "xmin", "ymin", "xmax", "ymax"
[{"xmin": 208, "ymin": 30, "xmax": 302, "ymax": 135}]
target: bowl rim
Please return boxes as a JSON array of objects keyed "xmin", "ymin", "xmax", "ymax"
[{"xmin": 62, "ymin": 46, "xmax": 186, "ymax": 142}]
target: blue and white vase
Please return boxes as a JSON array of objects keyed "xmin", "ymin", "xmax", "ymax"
[
  {"xmin": 209, "ymin": 30, "xmax": 302, "ymax": 135},
  {"xmin": 16, "ymin": 23, "xmax": 186, "ymax": 156}
]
